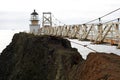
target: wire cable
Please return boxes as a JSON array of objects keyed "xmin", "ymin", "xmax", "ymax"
[
  {"xmin": 84, "ymin": 8, "xmax": 120, "ymax": 24},
  {"xmin": 103, "ymin": 18, "xmax": 120, "ymax": 24},
  {"xmin": 69, "ymin": 40, "xmax": 98, "ymax": 52},
  {"xmin": 52, "ymin": 14, "xmax": 66, "ymax": 26}
]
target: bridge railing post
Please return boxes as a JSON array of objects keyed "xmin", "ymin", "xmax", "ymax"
[
  {"xmin": 116, "ymin": 21, "xmax": 120, "ymax": 48},
  {"xmin": 94, "ymin": 23, "xmax": 103, "ymax": 43},
  {"xmin": 75, "ymin": 25, "xmax": 80, "ymax": 39}
]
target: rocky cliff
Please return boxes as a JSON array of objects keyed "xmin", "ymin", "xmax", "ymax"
[
  {"xmin": 76, "ymin": 52, "xmax": 120, "ymax": 80},
  {"xmin": 0, "ymin": 32, "xmax": 84, "ymax": 80},
  {"xmin": 0, "ymin": 32, "xmax": 120, "ymax": 80}
]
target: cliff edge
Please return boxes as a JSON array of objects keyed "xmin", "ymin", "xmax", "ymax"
[
  {"xmin": 0, "ymin": 32, "xmax": 120, "ymax": 80},
  {"xmin": 76, "ymin": 52, "xmax": 120, "ymax": 80},
  {"xmin": 0, "ymin": 32, "xmax": 84, "ymax": 80}
]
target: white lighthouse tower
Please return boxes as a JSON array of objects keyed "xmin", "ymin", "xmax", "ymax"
[{"xmin": 30, "ymin": 10, "xmax": 40, "ymax": 34}]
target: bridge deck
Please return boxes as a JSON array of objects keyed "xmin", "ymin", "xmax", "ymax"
[{"xmin": 33, "ymin": 23, "xmax": 120, "ymax": 49}]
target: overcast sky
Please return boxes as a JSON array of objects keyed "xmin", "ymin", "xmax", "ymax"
[{"xmin": 0, "ymin": 0, "xmax": 120, "ymax": 30}]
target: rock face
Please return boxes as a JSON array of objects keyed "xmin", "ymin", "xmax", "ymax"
[
  {"xmin": 0, "ymin": 32, "xmax": 84, "ymax": 80},
  {"xmin": 0, "ymin": 32, "xmax": 120, "ymax": 80},
  {"xmin": 76, "ymin": 52, "xmax": 120, "ymax": 80}
]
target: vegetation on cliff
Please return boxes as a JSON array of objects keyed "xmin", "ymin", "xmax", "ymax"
[{"xmin": 0, "ymin": 32, "xmax": 84, "ymax": 80}]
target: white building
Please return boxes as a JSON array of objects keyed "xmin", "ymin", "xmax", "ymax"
[{"xmin": 30, "ymin": 10, "xmax": 40, "ymax": 34}]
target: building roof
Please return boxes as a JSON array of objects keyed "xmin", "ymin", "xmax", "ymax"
[{"xmin": 31, "ymin": 10, "xmax": 38, "ymax": 15}]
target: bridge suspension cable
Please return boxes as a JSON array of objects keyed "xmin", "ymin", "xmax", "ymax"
[
  {"xmin": 52, "ymin": 14, "xmax": 66, "ymax": 26},
  {"xmin": 103, "ymin": 18, "xmax": 120, "ymax": 24},
  {"xmin": 69, "ymin": 40, "xmax": 98, "ymax": 52},
  {"xmin": 84, "ymin": 8, "xmax": 120, "ymax": 24}
]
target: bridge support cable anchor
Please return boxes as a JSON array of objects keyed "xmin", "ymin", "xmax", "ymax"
[
  {"xmin": 98, "ymin": 18, "xmax": 102, "ymax": 24},
  {"xmin": 69, "ymin": 40, "xmax": 98, "ymax": 53}
]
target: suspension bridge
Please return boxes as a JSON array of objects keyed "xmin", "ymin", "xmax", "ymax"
[{"xmin": 33, "ymin": 8, "xmax": 120, "ymax": 49}]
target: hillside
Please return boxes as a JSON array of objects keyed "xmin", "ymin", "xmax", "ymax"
[
  {"xmin": 0, "ymin": 32, "xmax": 120, "ymax": 80},
  {"xmin": 0, "ymin": 32, "xmax": 84, "ymax": 80}
]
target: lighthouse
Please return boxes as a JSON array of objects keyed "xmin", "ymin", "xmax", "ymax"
[{"xmin": 30, "ymin": 10, "xmax": 40, "ymax": 34}]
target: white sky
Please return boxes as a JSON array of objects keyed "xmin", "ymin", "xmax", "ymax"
[{"xmin": 0, "ymin": 0, "xmax": 120, "ymax": 30}]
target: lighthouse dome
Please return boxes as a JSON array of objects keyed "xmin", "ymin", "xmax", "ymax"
[{"xmin": 31, "ymin": 10, "xmax": 38, "ymax": 15}]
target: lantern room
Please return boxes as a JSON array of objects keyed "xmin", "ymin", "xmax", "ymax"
[{"xmin": 30, "ymin": 10, "xmax": 39, "ymax": 25}]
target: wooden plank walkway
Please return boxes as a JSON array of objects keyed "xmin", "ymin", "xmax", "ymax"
[{"xmin": 35, "ymin": 22, "xmax": 120, "ymax": 49}]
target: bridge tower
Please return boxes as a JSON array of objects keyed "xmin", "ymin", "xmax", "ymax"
[
  {"xmin": 42, "ymin": 12, "xmax": 52, "ymax": 27},
  {"xmin": 30, "ymin": 9, "xmax": 40, "ymax": 34}
]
